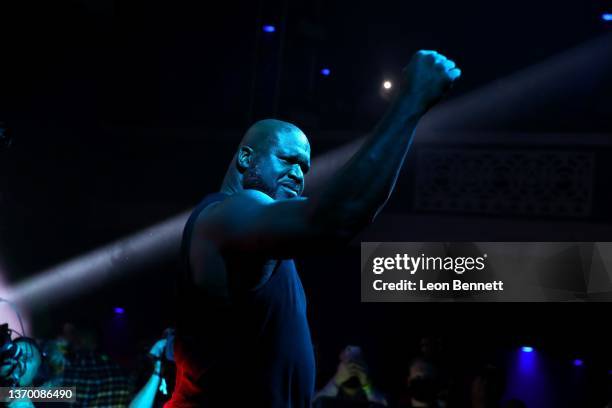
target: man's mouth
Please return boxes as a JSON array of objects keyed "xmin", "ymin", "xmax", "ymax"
[{"xmin": 280, "ymin": 183, "xmax": 300, "ymax": 196}]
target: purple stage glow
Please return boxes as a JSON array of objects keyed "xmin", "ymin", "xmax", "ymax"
[{"xmin": 504, "ymin": 348, "xmax": 551, "ymax": 408}]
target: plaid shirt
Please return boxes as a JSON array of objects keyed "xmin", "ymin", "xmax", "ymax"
[{"xmin": 60, "ymin": 351, "xmax": 132, "ymax": 408}]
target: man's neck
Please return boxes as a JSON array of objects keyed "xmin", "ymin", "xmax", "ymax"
[
  {"xmin": 220, "ymin": 184, "xmax": 240, "ymax": 195},
  {"xmin": 220, "ymin": 172, "xmax": 243, "ymax": 195},
  {"xmin": 220, "ymin": 165, "xmax": 243, "ymax": 195}
]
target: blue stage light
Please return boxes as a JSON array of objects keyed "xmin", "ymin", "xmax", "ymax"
[
  {"xmin": 262, "ymin": 25, "xmax": 276, "ymax": 33},
  {"xmin": 521, "ymin": 346, "xmax": 534, "ymax": 353},
  {"xmin": 573, "ymin": 359, "xmax": 584, "ymax": 367},
  {"xmin": 321, "ymin": 68, "xmax": 331, "ymax": 76},
  {"xmin": 114, "ymin": 307, "xmax": 125, "ymax": 314},
  {"xmin": 602, "ymin": 14, "xmax": 612, "ymax": 21}
]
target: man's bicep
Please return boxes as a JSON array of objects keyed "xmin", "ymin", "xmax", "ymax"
[{"xmin": 198, "ymin": 190, "xmax": 332, "ymax": 258}]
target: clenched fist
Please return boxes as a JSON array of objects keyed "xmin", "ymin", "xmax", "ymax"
[{"xmin": 397, "ymin": 50, "xmax": 461, "ymax": 114}]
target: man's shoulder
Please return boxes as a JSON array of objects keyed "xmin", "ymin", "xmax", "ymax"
[
  {"xmin": 188, "ymin": 192, "xmax": 229, "ymax": 227},
  {"xmin": 217, "ymin": 189, "xmax": 274, "ymax": 205},
  {"xmin": 194, "ymin": 190, "xmax": 274, "ymax": 226}
]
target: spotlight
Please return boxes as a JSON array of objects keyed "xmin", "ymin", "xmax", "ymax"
[
  {"xmin": 521, "ymin": 346, "xmax": 534, "ymax": 353},
  {"xmin": 602, "ymin": 13, "xmax": 612, "ymax": 21},
  {"xmin": 383, "ymin": 80, "xmax": 392, "ymax": 90},
  {"xmin": 320, "ymin": 68, "xmax": 331, "ymax": 76},
  {"xmin": 573, "ymin": 359, "xmax": 584, "ymax": 367},
  {"xmin": 114, "ymin": 307, "xmax": 125, "ymax": 314},
  {"xmin": 262, "ymin": 25, "xmax": 276, "ymax": 33}
]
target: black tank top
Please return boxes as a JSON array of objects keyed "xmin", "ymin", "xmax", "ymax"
[{"xmin": 168, "ymin": 193, "xmax": 315, "ymax": 408}]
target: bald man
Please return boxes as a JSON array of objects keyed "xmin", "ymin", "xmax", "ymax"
[{"xmin": 168, "ymin": 50, "xmax": 461, "ymax": 407}]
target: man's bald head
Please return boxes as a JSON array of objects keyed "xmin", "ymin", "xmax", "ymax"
[
  {"xmin": 240, "ymin": 119, "xmax": 308, "ymax": 154},
  {"xmin": 221, "ymin": 119, "xmax": 311, "ymax": 199}
]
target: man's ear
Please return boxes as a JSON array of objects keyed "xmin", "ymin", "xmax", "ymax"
[{"xmin": 237, "ymin": 146, "xmax": 254, "ymax": 172}]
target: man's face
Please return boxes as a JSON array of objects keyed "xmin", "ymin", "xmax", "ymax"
[{"xmin": 243, "ymin": 131, "xmax": 311, "ymax": 200}]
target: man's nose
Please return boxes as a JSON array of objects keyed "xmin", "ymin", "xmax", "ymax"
[{"xmin": 288, "ymin": 164, "xmax": 303, "ymax": 184}]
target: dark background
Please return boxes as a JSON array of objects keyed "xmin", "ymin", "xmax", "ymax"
[{"xmin": 1, "ymin": 0, "xmax": 611, "ymax": 406}]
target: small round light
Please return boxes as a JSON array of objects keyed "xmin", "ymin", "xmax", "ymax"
[
  {"xmin": 321, "ymin": 68, "xmax": 331, "ymax": 76},
  {"xmin": 262, "ymin": 25, "xmax": 276, "ymax": 33},
  {"xmin": 602, "ymin": 13, "xmax": 612, "ymax": 21},
  {"xmin": 114, "ymin": 307, "xmax": 125, "ymax": 314},
  {"xmin": 573, "ymin": 359, "xmax": 584, "ymax": 367},
  {"xmin": 383, "ymin": 81, "xmax": 392, "ymax": 90},
  {"xmin": 521, "ymin": 346, "xmax": 534, "ymax": 353}
]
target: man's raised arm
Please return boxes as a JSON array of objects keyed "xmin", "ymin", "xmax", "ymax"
[
  {"xmin": 197, "ymin": 50, "xmax": 460, "ymax": 259},
  {"xmin": 310, "ymin": 50, "xmax": 460, "ymax": 230}
]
